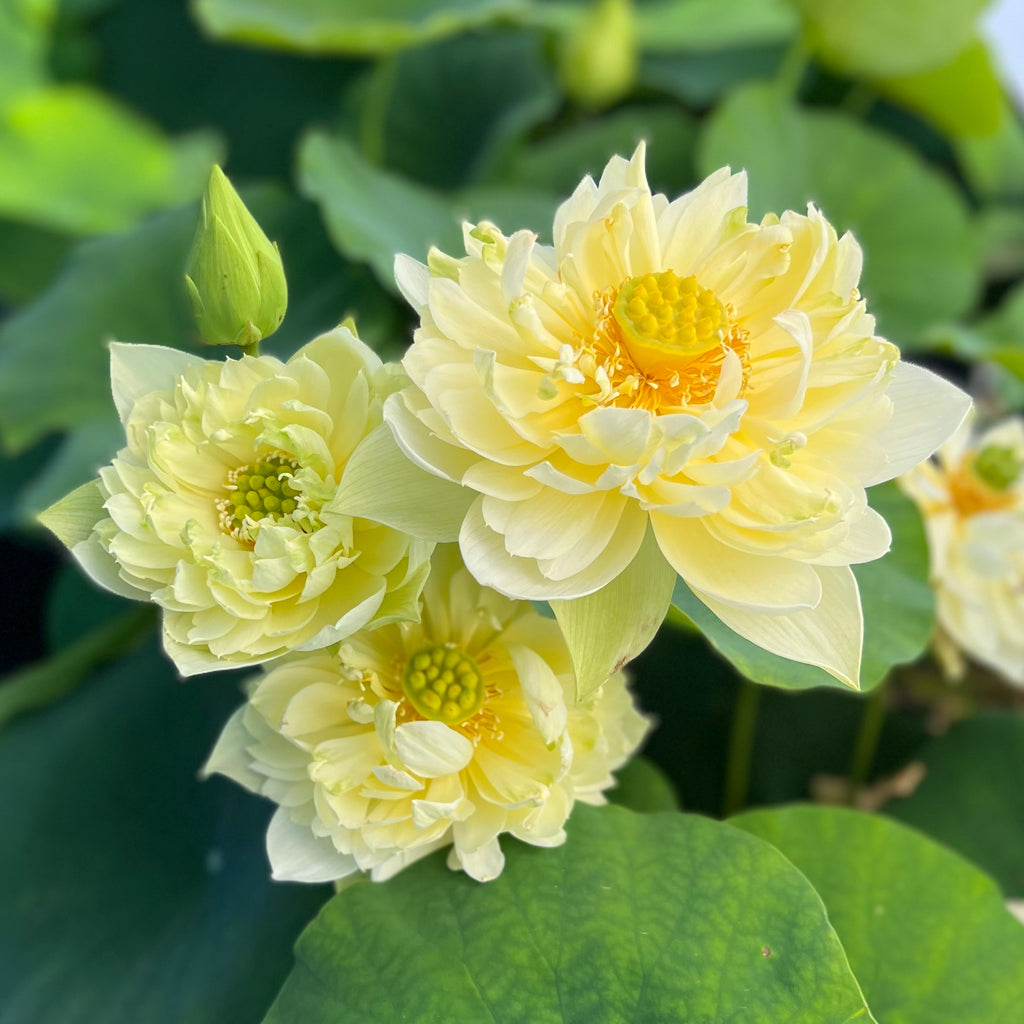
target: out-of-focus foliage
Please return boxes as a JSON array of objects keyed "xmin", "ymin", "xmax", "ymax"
[{"xmin": 887, "ymin": 714, "xmax": 1024, "ymax": 896}]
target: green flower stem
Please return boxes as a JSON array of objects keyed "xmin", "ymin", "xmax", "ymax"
[
  {"xmin": 239, "ymin": 338, "xmax": 261, "ymax": 358},
  {"xmin": 722, "ymin": 678, "xmax": 761, "ymax": 817},
  {"xmin": 847, "ymin": 678, "xmax": 889, "ymax": 799}
]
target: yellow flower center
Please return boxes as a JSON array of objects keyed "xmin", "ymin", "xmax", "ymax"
[
  {"xmin": 402, "ymin": 643, "xmax": 485, "ymax": 725},
  {"xmin": 592, "ymin": 270, "xmax": 749, "ymax": 411},
  {"xmin": 218, "ymin": 456, "xmax": 303, "ymax": 540},
  {"xmin": 614, "ymin": 271, "xmax": 729, "ymax": 357}
]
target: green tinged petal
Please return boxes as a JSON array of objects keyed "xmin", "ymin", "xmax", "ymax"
[
  {"xmin": 37, "ymin": 479, "xmax": 106, "ymax": 550},
  {"xmin": 331, "ymin": 423, "xmax": 475, "ymax": 543},
  {"xmin": 551, "ymin": 524, "xmax": 676, "ymax": 700}
]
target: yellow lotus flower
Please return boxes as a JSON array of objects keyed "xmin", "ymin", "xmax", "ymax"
[
  {"xmin": 40, "ymin": 327, "xmax": 432, "ymax": 675},
  {"xmin": 385, "ymin": 146, "xmax": 970, "ymax": 686},
  {"xmin": 901, "ymin": 416, "xmax": 1024, "ymax": 686},
  {"xmin": 203, "ymin": 546, "xmax": 648, "ymax": 883}
]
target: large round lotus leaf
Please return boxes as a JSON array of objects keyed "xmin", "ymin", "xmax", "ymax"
[
  {"xmin": 734, "ymin": 804, "xmax": 1024, "ymax": 1024},
  {"xmin": 263, "ymin": 803, "xmax": 873, "ymax": 1024}
]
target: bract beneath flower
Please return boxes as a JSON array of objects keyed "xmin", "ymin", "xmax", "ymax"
[
  {"xmin": 203, "ymin": 546, "xmax": 649, "ymax": 883},
  {"xmin": 41, "ymin": 327, "xmax": 433, "ymax": 675},
  {"xmin": 901, "ymin": 416, "xmax": 1024, "ymax": 687},
  {"xmin": 385, "ymin": 145, "xmax": 971, "ymax": 687}
]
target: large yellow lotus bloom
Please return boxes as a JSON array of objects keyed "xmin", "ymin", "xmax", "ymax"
[
  {"xmin": 41, "ymin": 328, "xmax": 432, "ymax": 675},
  {"xmin": 901, "ymin": 416, "xmax": 1024, "ymax": 686},
  {"xmin": 203, "ymin": 546, "xmax": 648, "ymax": 883},
  {"xmin": 385, "ymin": 146, "xmax": 970, "ymax": 686}
]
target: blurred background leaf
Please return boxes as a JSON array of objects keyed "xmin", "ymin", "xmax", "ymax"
[
  {"xmin": 354, "ymin": 30, "xmax": 559, "ymax": 188},
  {"xmin": 192, "ymin": 0, "xmax": 528, "ymax": 54},
  {"xmin": 887, "ymin": 714, "xmax": 1024, "ymax": 897},
  {"xmin": 0, "ymin": 640, "xmax": 330, "ymax": 1024},
  {"xmin": 790, "ymin": 0, "xmax": 990, "ymax": 79}
]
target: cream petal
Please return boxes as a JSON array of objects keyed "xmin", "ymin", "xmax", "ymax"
[
  {"xmin": 332, "ymin": 422, "xmax": 474, "ymax": 543},
  {"xmin": 651, "ymin": 514, "xmax": 822, "ymax": 612},
  {"xmin": 109, "ymin": 342, "xmax": 205, "ymax": 427},
  {"xmin": 290, "ymin": 574, "xmax": 386, "ymax": 652},
  {"xmin": 427, "ymin": 275, "xmax": 524, "ymax": 355},
  {"xmin": 383, "ymin": 390, "xmax": 478, "ymax": 483},
  {"xmin": 72, "ymin": 534, "xmax": 152, "ymax": 601},
  {"xmin": 808, "ymin": 505, "xmax": 892, "ymax": 566},
  {"xmin": 411, "ymin": 793, "xmax": 469, "ymax": 829},
  {"xmin": 695, "ymin": 564, "xmax": 864, "ymax": 688},
  {"xmin": 393, "ymin": 720, "xmax": 474, "ymax": 778},
  {"xmin": 453, "ymin": 836, "xmax": 505, "ymax": 882},
  {"xmin": 551, "ymin": 524, "xmax": 676, "ymax": 700},
  {"xmin": 746, "ymin": 309, "xmax": 813, "ymax": 420},
  {"xmin": 577, "ymin": 406, "xmax": 653, "ymax": 465},
  {"xmin": 506, "ymin": 643, "xmax": 568, "ymax": 745},
  {"xmin": 499, "ymin": 489, "xmax": 626, "ymax": 564},
  {"xmin": 501, "ymin": 230, "xmax": 537, "ymax": 303},
  {"xmin": 200, "ymin": 706, "xmax": 264, "ymax": 790},
  {"xmin": 864, "ymin": 362, "xmax": 972, "ymax": 486},
  {"xmin": 657, "ymin": 167, "xmax": 748, "ymax": 275},
  {"xmin": 371, "ymin": 764, "xmax": 425, "ymax": 792},
  {"xmin": 464, "ymin": 459, "xmax": 545, "ymax": 500},
  {"xmin": 460, "ymin": 494, "xmax": 646, "ymax": 600},
  {"xmin": 266, "ymin": 807, "xmax": 359, "ymax": 883},
  {"xmin": 394, "ymin": 253, "xmax": 430, "ymax": 310}
]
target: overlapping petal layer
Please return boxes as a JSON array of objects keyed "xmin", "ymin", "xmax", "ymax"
[
  {"xmin": 50, "ymin": 328, "xmax": 432, "ymax": 674},
  {"xmin": 901, "ymin": 417, "xmax": 1024, "ymax": 686},
  {"xmin": 204, "ymin": 547, "xmax": 648, "ymax": 882},
  {"xmin": 386, "ymin": 146, "xmax": 971, "ymax": 685}
]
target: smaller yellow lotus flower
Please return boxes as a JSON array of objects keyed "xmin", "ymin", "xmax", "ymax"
[
  {"xmin": 39, "ymin": 327, "xmax": 433, "ymax": 675},
  {"xmin": 203, "ymin": 546, "xmax": 649, "ymax": 883},
  {"xmin": 901, "ymin": 416, "xmax": 1024, "ymax": 686}
]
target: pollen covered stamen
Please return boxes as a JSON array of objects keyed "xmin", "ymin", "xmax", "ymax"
[
  {"xmin": 218, "ymin": 455, "xmax": 304, "ymax": 539},
  {"xmin": 402, "ymin": 644, "xmax": 485, "ymax": 725}
]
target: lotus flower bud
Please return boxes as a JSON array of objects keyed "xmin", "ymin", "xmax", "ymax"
[{"xmin": 184, "ymin": 165, "xmax": 287, "ymax": 348}]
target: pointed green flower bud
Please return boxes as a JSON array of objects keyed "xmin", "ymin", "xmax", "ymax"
[
  {"xmin": 560, "ymin": 0, "xmax": 636, "ymax": 110},
  {"xmin": 184, "ymin": 166, "xmax": 288, "ymax": 348}
]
